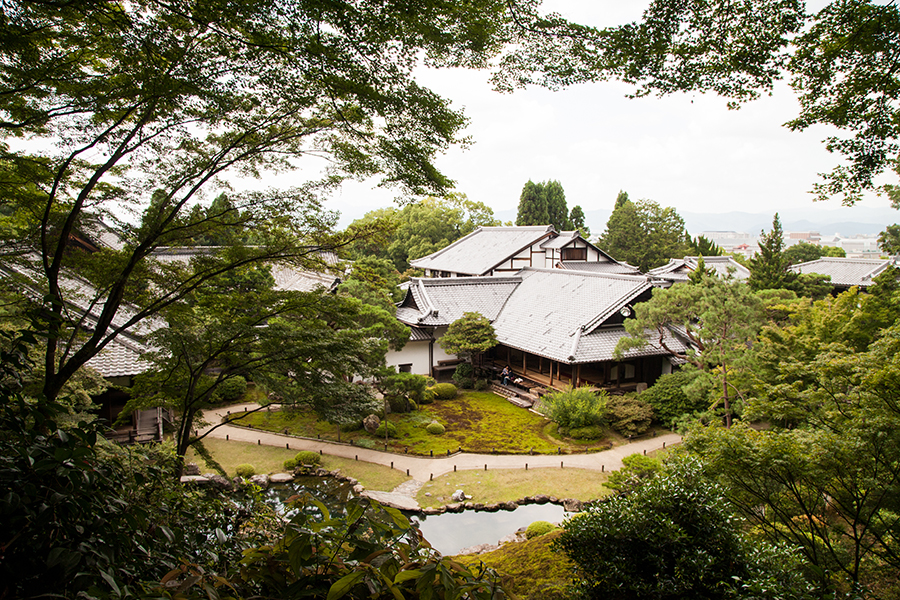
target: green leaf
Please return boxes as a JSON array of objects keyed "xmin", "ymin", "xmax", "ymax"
[{"xmin": 326, "ymin": 570, "xmax": 367, "ymax": 600}]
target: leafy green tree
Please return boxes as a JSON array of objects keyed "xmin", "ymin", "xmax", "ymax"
[
  {"xmin": 569, "ymin": 204, "xmax": 590, "ymax": 237},
  {"xmin": 606, "ymin": 394, "xmax": 653, "ymax": 437},
  {"xmin": 127, "ymin": 274, "xmax": 394, "ymax": 457},
  {"xmin": 599, "ymin": 197, "xmax": 690, "ymax": 271},
  {"xmin": 879, "ymin": 223, "xmax": 900, "ymax": 255},
  {"xmin": 438, "ymin": 311, "xmax": 498, "ymax": 362},
  {"xmin": 638, "ymin": 369, "xmax": 709, "ymax": 428},
  {"xmin": 557, "ymin": 457, "xmax": 816, "ymax": 600},
  {"xmin": 605, "ymin": 453, "xmax": 663, "ymax": 495},
  {"xmin": 0, "ymin": 0, "xmax": 584, "ymax": 405},
  {"xmin": 516, "ymin": 180, "xmax": 550, "ymax": 227},
  {"xmin": 379, "ymin": 372, "xmax": 432, "ymax": 414},
  {"xmin": 574, "ymin": 1, "xmax": 900, "ymax": 205},
  {"xmin": 783, "ymin": 240, "xmax": 845, "ymax": 265},
  {"xmin": 617, "ymin": 275, "xmax": 765, "ymax": 427}
]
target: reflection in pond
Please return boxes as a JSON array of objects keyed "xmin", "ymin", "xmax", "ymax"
[
  {"xmin": 413, "ymin": 503, "xmax": 570, "ymax": 556},
  {"xmin": 264, "ymin": 476, "xmax": 355, "ymax": 518},
  {"xmin": 266, "ymin": 479, "xmax": 570, "ymax": 556}
]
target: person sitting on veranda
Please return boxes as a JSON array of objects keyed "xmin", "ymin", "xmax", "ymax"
[{"xmin": 501, "ymin": 366, "xmax": 510, "ymax": 386}]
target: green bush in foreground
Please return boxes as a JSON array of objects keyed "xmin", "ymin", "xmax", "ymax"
[
  {"xmin": 526, "ymin": 520, "xmax": 557, "ymax": 539},
  {"xmin": 426, "ymin": 421, "xmax": 446, "ymax": 435},
  {"xmin": 235, "ymin": 463, "xmax": 256, "ymax": 478}
]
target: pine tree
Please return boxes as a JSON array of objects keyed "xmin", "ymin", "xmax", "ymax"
[
  {"xmin": 569, "ymin": 205, "xmax": 590, "ymax": 237},
  {"xmin": 749, "ymin": 213, "xmax": 798, "ymax": 291},
  {"xmin": 544, "ymin": 180, "xmax": 569, "ymax": 231}
]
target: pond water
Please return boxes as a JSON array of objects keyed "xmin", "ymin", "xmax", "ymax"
[
  {"xmin": 266, "ymin": 480, "xmax": 570, "ymax": 556},
  {"xmin": 412, "ymin": 503, "xmax": 570, "ymax": 556}
]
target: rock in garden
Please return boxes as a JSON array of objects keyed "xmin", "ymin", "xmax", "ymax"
[
  {"xmin": 249, "ymin": 474, "xmax": 270, "ymax": 488},
  {"xmin": 451, "ymin": 489, "xmax": 467, "ymax": 502},
  {"xmin": 270, "ymin": 473, "xmax": 294, "ymax": 484},
  {"xmin": 183, "ymin": 462, "xmax": 201, "ymax": 476},
  {"xmin": 363, "ymin": 414, "xmax": 380, "ymax": 433},
  {"xmin": 533, "ymin": 494, "xmax": 550, "ymax": 504},
  {"xmin": 501, "ymin": 501, "xmax": 519, "ymax": 511},
  {"xmin": 563, "ymin": 498, "xmax": 583, "ymax": 512}
]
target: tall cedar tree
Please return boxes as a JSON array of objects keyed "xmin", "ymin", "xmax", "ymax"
[
  {"xmin": 749, "ymin": 213, "xmax": 798, "ymax": 291},
  {"xmin": 516, "ymin": 180, "xmax": 550, "ymax": 227}
]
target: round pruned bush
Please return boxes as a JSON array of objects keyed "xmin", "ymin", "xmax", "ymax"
[
  {"xmin": 425, "ymin": 421, "xmax": 445, "ymax": 435},
  {"xmin": 374, "ymin": 422, "xmax": 398, "ymax": 439},
  {"xmin": 216, "ymin": 375, "xmax": 247, "ymax": 403},
  {"xmin": 294, "ymin": 451, "xmax": 321, "ymax": 466},
  {"xmin": 283, "ymin": 458, "xmax": 298, "ymax": 470},
  {"xmin": 542, "ymin": 385, "xmax": 608, "ymax": 429},
  {"xmin": 419, "ymin": 388, "xmax": 435, "ymax": 404},
  {"xmin": 452, "ymin": 362, "xmax": 474, "ymax": 388},
  {"xmin": 235, "ymin": 463, "xmax": 256, "ymax": 478},
  {"xmin": 387, "ymin": 395, "xmax": 417, "ymax": 413},
  {"xmin": 430, "ymin": 383, "xmax": 458, "ymax": 400},
  {"xmin": 607, "ymin": 394, "xmax": 654, "ymax": 437},
  {"xmin": 526, "ymin": 520, "xmax": 557, "ymax": 539}
]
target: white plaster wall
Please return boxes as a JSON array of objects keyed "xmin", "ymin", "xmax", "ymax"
[{"xmin": 386, "ymin": 340, "xmax": 432, "ymax": 375}]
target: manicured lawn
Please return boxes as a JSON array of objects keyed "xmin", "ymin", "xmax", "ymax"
[
  {"xmin": 232, "ymin": 392, "xmax": 615, "ymax": 455},
  {"xmin": 186, "ymin": 437, "xmax": 410, "ymax": 491},
  {"xmin": 417, "ymin": 467, "xmax": 612, "ymax": 508}
]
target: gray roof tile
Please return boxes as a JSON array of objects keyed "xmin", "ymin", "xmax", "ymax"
[
  {"xmin": 398, "ymin": 277, "xmax": 521, "ymax": 326},
  {"xmin": 409, "ymin": 226, "xmax": 554, "ymax": 275},
  {"xmin": 789, "ymin": 257, "xmax": 895, "ymax": 287}
]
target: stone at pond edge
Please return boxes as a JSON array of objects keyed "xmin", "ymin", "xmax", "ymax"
[
  {"xmin": 183, "ymin": 463, "xmax": 201, "ymax": 476},
  {"xmin": 563, "ymin": 498, "xmax": 583, "ymax": 511},
  {"xmin": 203, "ymin": 474, "xmax": 233, "ymax": 490},
  {"xmin": 532, "ymin": 494, "xmax": 550, "ymax": 504},
  {"xmin": 249, "ymin": 474, "xmax": 270, "ymax": 488},
  {"xmin": 445, "ymin": 503, "xmax": 464, "ymax": 513},
  {"xmin": 270, "ymin": 473, "xmax": 294, "ymax": 484},
  {"xmin": 450, "ymin": 489, "xmax": 467, "ymax": 502},
  {"xmin": 501, "ymin": 501, "xmax": 519, "ymax": 511}
]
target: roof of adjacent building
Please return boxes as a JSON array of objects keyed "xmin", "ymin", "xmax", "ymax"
[
  {"xmin": 649, "ymin": 256, "xmax": 751, "ymax": 282},
  {"xmin": 409, "ymin": 226, "xmax": 556, "ymax": 275},
  {"xmin": 788, "ymin": 257, "xmax": 897, "ymax": 287},
  {"xmin": 397, "ymin": 268, "xmax": 686, "ymax": 364},
  {"xmin": 558, "ymin": 260, "xmax": 642, "ymax": 275},
  {"xmin": 86, "ymin": 333, "xmax": 150, "ymax": 378}
]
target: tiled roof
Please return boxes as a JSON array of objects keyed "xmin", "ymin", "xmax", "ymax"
[
  {"xmin": 398, "ymin": 277, "xmax": 521, "ymax": 326},
  {"xmin": 86, "ymin": 334, "xmax": 150, "ymax": 378},
  {"xmin": 789, "ymin": 257, "xmax": 895, "ymax": 287},
  {"xmin": 490, "ymin": 268, "xmax": 655, "ymax": 363},
  {"xmin": 409, "ymin": 226, "xmax": 554, "ymax": 275},
  {"xmin": 559, "ymin": 261, "xmax": 642, "ymax": 275},
  {"xmin": 408, "ymin": 327, "xmax": 434, "ymax": 342},
  {"xmin": 649, "ymin": 256, "xmax": 750, "ymax": 281},
  {"xmin": 575, "ymin": 327, "xmax": 689, "ymax": 363}
]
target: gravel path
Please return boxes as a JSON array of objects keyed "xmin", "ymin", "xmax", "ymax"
[{"xmin": 202, "ymin": 403, "xmax": 681, "ymax": 484}]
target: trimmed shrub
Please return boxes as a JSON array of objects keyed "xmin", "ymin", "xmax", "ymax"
[
  {"xmin": 294, "ymin": 450, "xmax": 321, "ymax": 466},
  {"xmin": 452, "ymin": 362, "xmax": 474, "ymax": 387},
  {"xmin": 419, "ymin": 388, "xmax": 435, "ymax": 404},
  {"xmin": 425, "ymin": 421, "xmax": 445, "ymax": 435},
  {"xmin": 526, "ymin": 520, "xmax": 556, "ymax": 539},
  {"xmin": 216, "ymin": 375, "xmax": 247, "ymax": 403},
  {"xmin": 640, "ymin": 370, "xmax": 706, "ymax": 427},
  {"xmin": 283, "ymin": 458, "xmax": 298, "ymax": 470},
  {"xmin": 568, "ymin": 425, "xmax": 604, "ymax": 440},
  {"xmin": 542, "ymin": 385, "xmax": 608, "ymax": 429},
  {"xmin": 235, "ymin": 463, "xmax": 256, "ymax": 478},
  {"xmin": 387, "ymin": 395, "xmax": 418, "ymax": 413},
  {"xmin": 430, "ymin": 383, "xmax": 458, "ymax": 400},
  {"xmin": 606, "ymin": 453, "xmax": 663, "ymax": 494},
  {"xmin": 340, "ymin": 420, "xmax": 362, "ymax": 432},
  {"xmin": 374, "ymin": 422, "xmax": 398, "ymax": 438},
  {"xmin": 473, "ymin": 379, "xmax": 489, "ymax": 391},
  {"xmin": 607, "ymin": 394, "xmax": 654, "ymax": 437}
]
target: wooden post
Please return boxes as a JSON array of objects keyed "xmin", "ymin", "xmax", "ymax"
[{"xmin": 522, "ymin": 352, "xmax": 526, "ymax": 375}]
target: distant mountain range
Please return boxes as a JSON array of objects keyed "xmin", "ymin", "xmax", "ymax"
[{"xmin": 496, "ymin": 205, "xmax": 898, "ymax": 238}]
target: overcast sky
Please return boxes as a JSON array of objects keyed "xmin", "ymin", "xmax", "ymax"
[{"xmin": 307, "ymin": 1, "xmax": 896, "ymax": 229}]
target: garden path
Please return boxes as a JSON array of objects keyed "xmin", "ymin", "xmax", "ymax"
[{"xmin": 202, "ymin": 403, "xmax": 682, "ymax": 483}]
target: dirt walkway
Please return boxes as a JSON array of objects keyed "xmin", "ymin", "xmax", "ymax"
[{"xmin": 202, "ymin": 403, "xmax": 682, "ymax": 482}]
